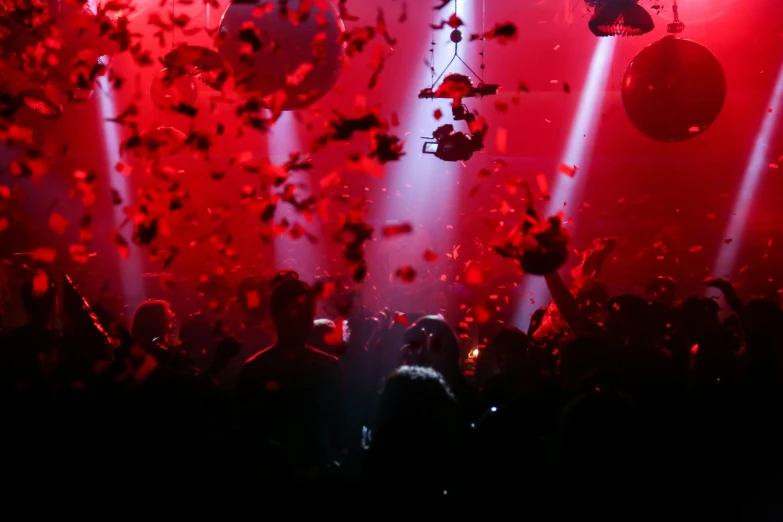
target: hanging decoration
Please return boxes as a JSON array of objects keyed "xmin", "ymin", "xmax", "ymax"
[
  {"xmin": 419, "ymin": 0, "xmax": 497, "ymax": 162},
  {"xmin": 586, "ymin": 0, "xmax": 654, "ymax": 37},
  {"xmin": 621, "ymin": 0, "xmax": 726, "ymax": 142},
  {"xmin": 216, "ymin": 0, "xmax": 345, "ymax": 111},
  {"xmin": 148, "ymin": 2, "xmax": 232, "ymax": 112}
]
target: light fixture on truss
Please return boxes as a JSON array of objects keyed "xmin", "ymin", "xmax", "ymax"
[{"xmin": 418, "ymin": 0, "xmax": 497, "ymax": 162}]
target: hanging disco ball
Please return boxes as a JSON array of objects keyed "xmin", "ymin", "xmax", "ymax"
[
  {"xmin": 217, "ymin": 0, "xmax": 345, "ymax": 111},
  {"xmin": 149, "ymin": 68, "xmax": 198, "ymax": 111},
  {"xmin": 162, "ymin": 45, "xmax": 233, "ymax": 92},
  {"xmin": 621, "ymin": 36, "xmax": 727, "ymax": 142},
  {"xmin": 588, "ymin": 1, "xmax": 654, "ymax": 37},
  {"xmin": 134, "ymin": 126, "xmax": 187, "ymax": 160}
]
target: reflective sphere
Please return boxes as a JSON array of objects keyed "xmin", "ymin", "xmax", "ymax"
[
  {"xmin": 217, "ymin": 0, "xmax": 345, "ymax": 110},
  {"xmin": 135, "ymin": 126, "xmax": 188, "ymax": 160},
  {"xmin": 622, "ymin": 36, "xmax": 726, "ymax": 142},
  {"xmin": 149, "ymin": 68, "xmax": 198, "ymax": 110}
]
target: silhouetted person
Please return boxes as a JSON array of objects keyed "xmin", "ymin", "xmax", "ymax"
[
  {"xmin": 2, "ymin": 279, "xmax": 60, "ymax": 392},
  {"xmin": 548, "ymin": 390, "xmax": 659, "ymax": 522},
  {"xmin": 363, "ymin": 366, "xmax": 461, "ymax": 513},
  {"xmin": 481, "ymin": 327, "xmax": 537, "ymax": 408},
  {"xmin": 237, "ymin": 278, "xmax": 342, "ymax": 478},
  {"xmin": 129, "ymin": 299, "xmax": 192, "ymax": 374},
  {"xmin": 226, "ymin": 276, "xmax": 275, "ymax": 389},
  {"xmin": 402, "ymin": 315, "xmax": 482, "ymax": 422}
]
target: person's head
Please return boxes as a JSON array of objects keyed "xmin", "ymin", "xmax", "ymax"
[
  {"xmin": 646, "ymin": 276, "xmax": 678, "ymax": 307},
  {"xmin": 131, "ymin": 300, "xmax": 176, "ymax": 352},
  {"xmin": 742, "ymin": 298, "xmax": 783, "ymax": 363},
  {"xmin": 605, "ymin": 294, "xmax": 656, "ymax": 344},
  {"xmin": 553, "ymin": 389, "xmax": 654, "ymax": 515},
  {"xmin": 402, "ymin": 315, "xmax": 461, "ymax": 379},
  {"xmin": 270, "ymin": 278, "xmax": 315, "ymax": 344},
  {"xmin": 21, "ymin": 278, "xmax": 56, "ymax": 325},
  {"xmin": 377, "ymin": 365, "xmax": 457, "ymax": 429},
  {"xmin": 178, "ymin": 314, "xmax": 217, "ymax": 366},
  {"xmin": 676, "ymin": 296, "xmax": 720, "ymax": 342},
  {"xmin": 490, "ymin": 327, "xmax": 530, "ymax": 373},
  {"xmin": 367, "ymin": 366, "xmax": 459, "ymax": 493},
  {"xmin": 270, "ymin": 269, "xmax": 299, "ymax": 289}
]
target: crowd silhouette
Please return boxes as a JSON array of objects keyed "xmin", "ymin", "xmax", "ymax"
[{"xmin": 2, "ymin": 242, "xmax": 783, "ymax": 521}]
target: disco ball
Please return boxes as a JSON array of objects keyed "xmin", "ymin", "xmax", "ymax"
[
  {"xmin": 150, "ymin": 68, "xmax": 198, "ymax": 110},
  {"xmin": 217, "ymin": 0, "xmax": 345, "ymax": 111},
  {"xmin": 622, "ymin": 36, "xmax": 727, "ymax": 142},
  {"xmin": 134, "ymin": 126, "xmax": 187, "ymax": 160}
]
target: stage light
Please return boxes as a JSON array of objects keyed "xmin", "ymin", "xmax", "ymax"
[
  {"xmin": 513, "ymin": 38, "xmax": 616, "ymax": 331},
  {"xmin": 217, "ymin": 0, "xmax": 345, "ymax": 111},
  {"xmin": 96, "ymin": 75, "xmax": 147, "ymax": 312},
  {"xmin": 711, "ymin": 61, "xmax": 783, "ymax": 279},
  {"xmin": 588, "ymin": 2, "xmax": 654, "ymax": 37},
  {"xmin": 421, "ymin": 101, "xmax": 485, "ymax": 162},
  {"xmin": 622, "ymin": 36, "xmax": 726, "ymax": 142}
]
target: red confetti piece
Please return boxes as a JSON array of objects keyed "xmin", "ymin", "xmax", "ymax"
[
  {"xmin": 689, "ymin": 245, "xmax": 703, "ymax": 253},
  {"xmin": 465, "ymin": 264, "xmax": 484, "ymax": 285},
  {"xmin": 246, "ymin": 290, "xmax": 260, "ymax": 309},
  {"xmin": 111, "ymin": 232, "xmax": 130, "ymax": 260},
  {"xmin": 558, "ymin": 163, "xmax": 577, "ymax": 177},
  {"xmin": 393, "ymin": 313, "xmax": 409, "ymax": 326},
  {"xmin": 394, "ymin": 265, "xmax": 416, "ymax": 282},
  {"xmin": 423, "ymin": 249, "xmax": 439, "ymax": 262},
  {"xmin": 48, "ymin": 212, "xmax": 68, "ymax": 235},
  {"xmin": 536, "ymin": 173, "xmax": 550, "ymax": 200},
  {"xmin": 32, "ymin": 270, "xmax": 49, "ymax": 297},
  {"xmin": 69, "ymin": 244, "xmax": 88, "ymax": 264},
  {"xmin": 495, "ymin": 127, "xmax": 508, "ymax": 153},
  {"xmin": 33, "ymin": 247, "xmax": 57, "ymax": 264},
  {"xmin": 115, "ymin": 162, "xmax": 134, "ymax": 176},
  {"xmin": 382, "ymin": 223, "xmax": 413, "ymax": 237}
]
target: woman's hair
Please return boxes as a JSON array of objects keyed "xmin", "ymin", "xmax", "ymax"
[
  {"xmin": 377, "ymin": 365, "xmax": 456, "ymax": 427},
  {"xmin": 131, "ymin": 300, "xmax": 172, "ymax": 351}
]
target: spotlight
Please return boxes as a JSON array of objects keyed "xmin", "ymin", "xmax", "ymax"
[
  {"xmin": 421, "ymin": 103, "xmax": 485, "ymax": 162},
  {"xmin": 588, "ymin": 1, "xmax": 655, "ymax": 37}
]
